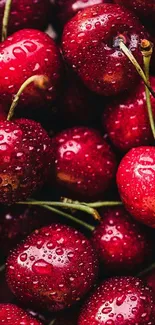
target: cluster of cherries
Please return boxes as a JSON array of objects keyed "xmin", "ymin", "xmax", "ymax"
[{"xmin": 0, "ymin": 0, "xmax": 155, "ymax": 324}]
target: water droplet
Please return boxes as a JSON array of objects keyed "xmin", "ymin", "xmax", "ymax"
[
  {"xmin": 20, "ymin": 253, "xmax": 27, "ymax": 262},
  {"xmin": 32, "ymin": 259, "xmax": 53, "ymax": 275}
]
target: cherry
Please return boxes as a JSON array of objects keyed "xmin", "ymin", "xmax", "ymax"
[
  {"xmin": 142, "ymin": 269, "xmax": 155, "ymax": 296},
  {"xmin": 114, "ymin": 0, "xmax": 155, "ymax": 24},
  {"xmin": 62, "ymin": 3, "xmax": 148, "ymax": 96},
  {"xmin": 0, "ymin": 29, "xmax": 62, "ymax": 112},
  {"xmin": 50, "ymin": 127, "xmax": 117, "ymax": 200},
  {"xmin": 0, "ymin": 205, "xmax": 54, "ymax": 259},
  {"xmin": 0, "ymin": 118, "xmax": 52, "ymax": 204},
  {"xmin": 117, "ymin": 146, "xmax": 155, "ymax": 228},
  {"xmin": 0, "ymin": 0, "xmax": 51, "ymax": 38},
  {"xmin": 91, "ymin": 207, "xmax": 153, "ymax": 274},
  {"xmin": 6, "ymin": 223, "xmax": 99, "ymax": 312},
  {"xmin": 78, "ymin": 276, "xmax": 155, "ymax": 324},
  {"xmin": 103, "ymin": 77, "xmax": 155, "ymax": 152},
  {"xmin": 0, "ymin": 304, "xmax": 42, "ymax": 324},
  {"xmin": 55, "ymin": 0, "xmax": 112, "ymax": 29}
]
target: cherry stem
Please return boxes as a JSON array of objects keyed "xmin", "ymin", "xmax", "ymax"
[
  {"xmin": 48, "ymin": 320, "xmax": 56, "ymax": 325},
  {"xmin": 7, "ymin": 75, "xmax": 49, "ymax": 121},
  {"xmin": 141, "ymin": 39, "xmax": 155, "ymax": 139},
  {"xmin": 119, "ymin": 41, "xmax": 155, "ymax": 98},
  {"xmin": 1, "ymin": 0, "xmax": 12, "ymax": 42},
  {"xmin": 17, "ymin": 200, "xmax": 101, "ymax": 221},
  {"xmin": 0, "ymin": 264, "xmax": 5, "ymax": 272},
  {"xmin": 137, "ymin": 261, "xmax": 155, "ymax": 277},
  {"xmin": 61, "ymin": 197, "xmax": 123, "ymax": 208},
  {"xmin": 39, "ymin": 204, "xmax": 95, "ymax": 231}
]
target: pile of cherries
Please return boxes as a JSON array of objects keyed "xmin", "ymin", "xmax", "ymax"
[{"xmin": 1, "ymin": 0, "xmax": 155, "ymax": 324}]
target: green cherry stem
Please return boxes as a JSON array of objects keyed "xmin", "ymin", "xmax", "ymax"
[
  {"xmin": 141, "ymin": 39, "xmax": 155, "ymax": 139},
  {"xmin": 82, "ymin": 201, "xmax": 122, "ymax": 208},
  {"xmin": 119, "ymin": 40, "xmax": 155, "ymax": 98},
  {"xmin": 137, "ymin": 261, "xmax": 155, "ymax": 277},
  {"xmin": 0, "ymin": 264, "xmax": 5, "ymax": 272},
  {"xmin": 7, "ymin": 75, "xmax": 49, "ymax": 121},
  {"xmin": 48, "ymin": 320, "xmax": 56, "ymax": 325},
  {"xmin": 40, "ymin": 205, "xmax": 95, "ymax": 231},
  {"xmin": 61, "ymin": 197, "xmax": 123, "ymax": 208},
  {"xmin": 17, "ymin": 200, "xmax": 101, "ymax": 221},
  {"xmin": 1, "ymin": 0, "xmax": 12, "ymax": 42}
]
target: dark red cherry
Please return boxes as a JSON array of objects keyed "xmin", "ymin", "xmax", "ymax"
[
  {"xmin": 6, "ymin": 224, "xmax": 99, "ymax": 311},
  {"xmin": 62, "ymin": 4, "xmax": 148, "ymax": 96},
  {"xmin": 0, "ymin": 304, "xmax": 42, "ymax": 324}
]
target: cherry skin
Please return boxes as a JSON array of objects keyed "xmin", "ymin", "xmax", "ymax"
[
  {"xmin": 0, "ymin": 205, "xmax": 54, "ymax": 259},
  {"xmin": 0, "ymin": 0, "xmax": 51, "ymax": 37},
  {"xmin": 117, "ymin": 146, "xmax": 155, "ymax": 228},
  {"xmin": 6, "ymin": 224, "xmax": 99, "ymax": 312},
  {"xmin": 62, "ymin": 4, "xmax": 148, "ymax": 96},
  {"xmin": 55, "ymin": 0, "xmax": 112, "ymax": 28},
  {"xmin": 0, "ymin": 304, "xmax": 42, "ymax": 324},
  {"xmin": 142, "ymin": 269, "xmax": 155, "ymax": 296},
  {"xmin": 91, "ymin": 207, "xmax": 153, "ymax": 274},
  {"xmin": 50, "ymin": 127, "xmax": 117, "ymax": 200},
  {"xmin": 114, "ymin": 0, "xmax": 155, "ymax": 24},
  {"xmin": 0, "ymin": 29, "xmax": 62, "ymax": 111},
  {"xmin": 0, "ymin": 118, "xmax": 52, "ymax": 204},
  {"xmin": 103, "ymin": 77, "xmax": 155, "ymax": 152},
  {"xmin": 78, "ymin": 276, "xmax": 155, "ymax": 325}
]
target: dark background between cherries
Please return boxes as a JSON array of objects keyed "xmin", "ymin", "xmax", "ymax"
[{"xmin": 1, "ymin": 0, "xmax": 155, "ymax": 324}]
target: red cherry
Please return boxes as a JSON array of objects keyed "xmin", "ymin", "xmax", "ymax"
[
  {"xmin": 6, "ymin": 224, "xmax": 99, "ymax": 311},
  {"xmin": 0, "ymin": 205, "xmax": 54, "ymax": 259},
  {"xmin": 78, "ymin": 276, "xmax": 155, "ymax": 325},
  {"xmin": 0, "ymin": 29, "xmax": 62, "ymax": 112},
  {"xmin": 91, "ymin": 207, "xmax": 153, "ymax": 274},
  {"xmin": 103, "ymin": 78, "xmax": 155, "ymax": 152},
  {"xmin": 62, "ymin": 3, "xmax": 148, "ymax": 96},
  {"xmin": 0, "ymin": 118, "xmax": 52, "ymax": 204},
  {"xmin": 117, "ymin": 146, "xmax": 155, "ymax": 227},
  {"xmin": 0, "ymin": 0, "xmax": 50, "ymax": 37},
  {"xmin": 0, "ymin": 304, "xmax": 42, "ymax": 324},
  {"xmin": 50, "ymin": 127, "xmax": 117, "ymax": 200},
  {"xmin": 142, "ymin": 269, "xmax": 155, "ymax": 296},
  {"xmin": 114, "ymin": 0, "xmax": 155, "ymax": 24},
  {"xmin": 55, "ymin": 0, "xmax": 112, "ymax": 28}
]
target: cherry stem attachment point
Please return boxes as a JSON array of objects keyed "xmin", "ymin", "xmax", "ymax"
[
  {"xmin": 1, "ymin": 0, "xmax": 12, "ymax": 42},
  {"xmin": 140, "ymin": 39, "xmax": 155, "ymax": 139},
  {"xmin": 17, "ymin": 200, "xmax": 101, "ymax": 221},
  {"xmin": 119, "ymin": 40, "xmax": 155, "ymax": 99},
  {"xmin": 7, "ymin": 75, "xmax": 49, "ymax": 121}
]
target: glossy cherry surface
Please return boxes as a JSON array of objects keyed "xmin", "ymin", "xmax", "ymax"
[
  {"xmin": 78, "ymin": 276, "xmax": 155, "ymax": 325},
  {"xmin": 117, "ymin": 146, "xmax": 155, "ymax": 227},
  {"xmin": 6, "ymin": 224, "xmax": 99, "ymax": 311},
  {"xmin": 62, "ymin": 4, "xmax": 147, "ymax": 96}
]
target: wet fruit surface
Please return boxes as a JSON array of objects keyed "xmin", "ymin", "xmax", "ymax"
[
  {"xmin": 0, "ymin": 0, "xmax": 50, "ymax": 37},
  {"xmin": 62, "ymin": 4, "xmax": 147, "ymax": 96},
  {"xmin": 0, "ymin": 118, "xmax": 52, "ymax": 204},
  {"xmin": 78, "ymin": 276, "xmax": 155, "ymax": 324},
  {"xmin": 0, "ymin": 303, "xmax": 42, "ymax": 324},
  {"xmin": 117, "ymin": 146, "xmax": 155, "ymax": 227},
  {"xmin": 6, "ymin": 224, "xmax": 99, "ymax": 311},
  {"xmin": 0, "ymin": 29, "xmax": 62, "ymax": 111},
  {"xmin": 103, "ymin": 77, "xmax": 155, "ymax": 152},
  {"xmin": 91, "ymin": 207, "xmax": 153, "ymax": 274},
  {"xmin": 114, "ymin": 0, "xmax": 155, "ymax": 23},
  {"xmin": 50, "ymin": 127, "xmax": 117, "ymax": 199}
]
